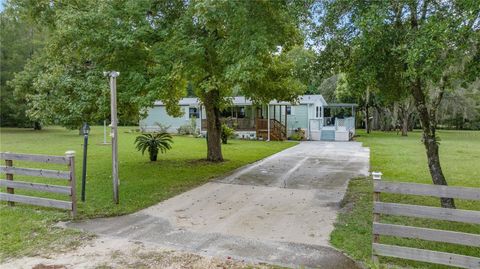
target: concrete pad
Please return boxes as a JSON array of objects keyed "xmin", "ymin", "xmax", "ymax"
[
  {"xmin": 69, "ymin": 141, "xmax": 369, "ymax": 268},
  {"xmin": 142, "ymin": 182, "xmax": 338, "ymax": 245}
]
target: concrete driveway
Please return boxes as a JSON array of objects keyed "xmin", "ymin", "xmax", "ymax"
[{"xmin": 70, "ymin": 141, "xmax": 369, "ymax": 268}]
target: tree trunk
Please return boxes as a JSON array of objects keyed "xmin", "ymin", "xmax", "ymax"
[
  {"xmin": 411, "ymin": 80, "xmax": 455, "ymax": 208},
  {"xmin": 365, "ymin": 87, "xmax": 371, "ymax": 134},
  {"xmin": 365, "ymin": 105, "xmax": 370, "ymax": 134},
  {"xmin": 33, "ymin": 121, "xmax": 42, "ymax": 130},
  {"xmin": 401, "ymin": 117, "xmax": 408, "ymax": 136},
  {"xmin": 204, "ymin": 90, "xmax": 224, "ymax": 162},
  {"xmin": 423, "ymin": 134, "xmax": 455, "ymax": 207},
  {"xmin": 408, "ymin": 113, "xmax": 415, "ymax": 131},
  {"xmin": 401, "ymin": 112, "xmax": 408, "ymax": 136}
]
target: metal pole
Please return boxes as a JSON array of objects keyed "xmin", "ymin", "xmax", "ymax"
[
  {"xmin": 108, "ymin": 71, "xmax": 120, "ymax": 204},
  {"xmin": 81, "ymin": 132, "xmax": 88, "ymax": 202},
  {"xmin": 267, "ymin": 104, "xmax": 270, "ymax": 141}
]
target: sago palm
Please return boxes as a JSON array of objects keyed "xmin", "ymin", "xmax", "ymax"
[{"xmin": 134, "ymin": 133, "xmax": 173, "ymax": 161}]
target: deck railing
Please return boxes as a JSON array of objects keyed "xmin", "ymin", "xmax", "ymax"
[
  {"xmin": 334, "ymin": 117, "xmax": 355, "ymax": 131},
  {"xmin": 255, "ymin": 119, "xmax": 286, "ymax": 140},
  {"xmin": 201, "ymin": 118, "xmax": 255, "ymax": 131},
  {"xmin": 256, "ymin": 118, "xmax": 268, "ymax": 131}
]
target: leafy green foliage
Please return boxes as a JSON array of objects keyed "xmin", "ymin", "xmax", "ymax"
[
  {"xmin": 134, "ymin": 132, "xmax": 173, "ymax": 161},
  {"xmin": 177, "ymin": 125, "xmax": 195, "ymax": 136},
  {"xmin": 7, "ymin": 0, "xmax": 311, "ymax": 159},
  {"xmin": 0, "ymin": 4, "xmax": 48, "ymax": 127},
  {"xmin": 177, "ymin": 118, "xmax": 198, "ymax": 136},
  {"xmin": 315, "ymin": 0, "xmax": 480, "ymax": 108},
  {"xmin": 288, "ymin": 128, "xmax": 306, "ymax": 141},
  {"xmin": 315, "ymin": 0, "xmax": 480, "ymax": 199},
  {"xmin": 221, "ymin": 123, "xmax": 234, "ymax": 144},
  {"xmin": 9, "ymin": 0, "xmax": 159, "ymax": 128},
  {"xmin": 154, "ymin": 122, "xmax": 171, "ymax": 133},
  {"xmin": 437, "ymin": 82, "xmax": 480, "ymax": 130}
]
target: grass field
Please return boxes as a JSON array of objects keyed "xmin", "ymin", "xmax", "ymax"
[
  {"xmin": 0, "ymin": 126, "xmax": 295, "ymax": 261},
  {"xmin": 330, "ymin": 130, "xmax": 480, "ymax": 269}
]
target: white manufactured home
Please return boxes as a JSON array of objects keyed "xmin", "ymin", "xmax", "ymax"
[{"xmin": 140, "ymin": 95, "xmax": 356, "ymax": 141}]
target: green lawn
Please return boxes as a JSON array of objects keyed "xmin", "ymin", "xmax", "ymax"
[
  {"xmin": 331, "ymin": 130, "xmax": 480, "ymax": 269},
  {"xmin": 0, "ymin": 126, "xmax": 295, "ymax": 261}
]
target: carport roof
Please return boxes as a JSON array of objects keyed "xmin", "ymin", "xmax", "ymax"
[{"xmin": 325, "ymin": 103, "xmax": 358, "ymax": 107}]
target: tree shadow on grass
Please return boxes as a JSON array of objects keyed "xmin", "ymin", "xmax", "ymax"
[{"xmin": 137, "ymin": 158, "xmax": 230, "ymax": 167}]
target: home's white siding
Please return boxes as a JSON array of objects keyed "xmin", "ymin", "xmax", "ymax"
[
  {"xmin": 139, "ymin": 95, "xmax": 355, "ymax": 141},
  {"xmin": 139, "ymin": 105, "xmax": 201, "ymax": 133}
]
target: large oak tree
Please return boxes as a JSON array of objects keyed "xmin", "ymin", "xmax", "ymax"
[
  {"xmin": 315, "ymin": 0, "xmax": 480, "ymax": 208},
  {"xmin": 11, "ymin": 0, "xmax": 309, "ymax": 161},
  {"xmin": 149, "ymin": 0, "xmax": 308, "ymax": 161}
]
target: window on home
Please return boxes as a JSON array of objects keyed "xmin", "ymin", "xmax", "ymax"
[
  {"xmin": 189, "ymin": 107, "xmax": 199, "ymax": 118},
  {"xmin": 286, "ymin": 106, "xmax": 291, "ymax": 115},
  {"xmin": 220, "ymin": 107, "xmax": 245, "ymax": 118},
  {"xmin": 238, "ymin": 107, "xmax": 245, "ymax": 118},
  {"xmin": 220, "ymin": 107, "xmax": 231, "ymax": 118},
  {"xmin": 316, "ymin": 106, "xmax": 320, "ymax": 118},
  {"xmin": 324, "ymin": 107, "xmax": 331, "ymax": 117}
]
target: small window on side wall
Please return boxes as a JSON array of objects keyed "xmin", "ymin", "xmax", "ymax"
[
  {"xmin": 286, "ymin": 106, "xmax": 292, "ymax": 115},
  {"xmin": 238, "ymin": 106, "xmax": 245, "ymax": 118},
  {"xmin": 189, "ymin": 107, "xmax": 199, "ymax": 118},
  {"xmin": 316, "ymin": 106, "xmax": 320, "ymax": 118}
]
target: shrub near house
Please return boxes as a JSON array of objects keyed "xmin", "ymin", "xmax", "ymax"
[{"xmin": 134, "ymin": 133, "xmax": 173, "ymax": 161}]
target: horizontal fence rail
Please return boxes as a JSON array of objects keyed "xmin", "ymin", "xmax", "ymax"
[
  {"xmin": 0, "ymin": 179, "xmax": 72, "ymax": 195},
  {"xmin": 371, "ymin": 172, "xmax": 480, "ymax": 269},
  {"xmin": 0, "ymin": 152, "xmax": 68, "ymax": 164},
  {"xmin": 0, "ymin": 193, "xmax": 72, "ymax": 210},
  {"xmin": 373, "ymin": 222, "xmax": 480, "ymax": 247},
  {"xmin": 373, "ymin": 243, "xmax": 480, "ymax": 269},
  {"xmin": 0, "ymin": 151, "xmax": 76, "ymax": 217},
  {"xmin": 374, "ymin": 202, "xmax": 480, "ymax": 224},
  {"xmin": 374, "ymin": 181, "xmax": 480, "ymax": 201},
  {"xmin": 0, "ymin": 166, "xmax": 71, "ymax": 180}
]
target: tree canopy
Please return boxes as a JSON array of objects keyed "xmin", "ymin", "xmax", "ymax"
[
  {"xmin": 0, "ymin": 3, "xmax": 48, "ymax": 128},
  {"xmin": 2, "ymin": 0, "xmax": 478, "ymax": 170},
  {"xmin": 314, "ymin": 0, "xmax": 480, "ymax": 207},
  {"xmin": 8, "ymin": 0, "xmax": 311, "ymax": 160},
  {"xmin": 149, "ymin": 0, "xmax": 310, "ymax": 160}
]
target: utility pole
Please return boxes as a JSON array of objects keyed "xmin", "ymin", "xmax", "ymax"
[{"xmin": 104, "ymin": 71, "xmax": 120, "ymax": 204}]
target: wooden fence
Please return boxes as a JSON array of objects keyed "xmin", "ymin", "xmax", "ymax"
[
  {"xmin": 0, "ymin": 151, "xmax": 77, "ymax": 217},
  {"xmin": 371, "ymin": 172, "xmax": 480, "ymax": 268}
]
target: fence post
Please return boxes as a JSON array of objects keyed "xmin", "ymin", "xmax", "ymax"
[
  {"xmin": 372, "ymin": 171, "xmax": 382, "ymax": 264},
  {"xmin": 66, "ymin": 151, "xmax": 76, "ymax": 217},
  {"xmin": 5, "ymin": 152, "xmax": 14, "ymax": 206}
]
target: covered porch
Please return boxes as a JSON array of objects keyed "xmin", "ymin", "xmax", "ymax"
[
  {"xmin": 309, "ymin": 103, "xmax": 357, "ymax": 141},
  {"xmin": 200, "ymin": 103, "xmax": 290, "ymax": 141},
  {"xmin": 201, "ymin": 105, "xmax": 257, "ymax": 131},
  {"xmin": 255, "ymin": 104, "xmax": 290, "ymax": 141}
]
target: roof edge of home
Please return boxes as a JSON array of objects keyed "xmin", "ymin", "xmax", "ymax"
[{"xmin": 153, "ymin": 95, "xmax": 328, "ymax": 106}]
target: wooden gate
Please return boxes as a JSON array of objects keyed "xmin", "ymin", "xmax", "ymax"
[
  {"xmin": 0, "ymin": 152, "xmax": 77, "ymax": 217},
  {"xmin": 372, "ymin": 172, "xmax": 480, "ymax": 268}
]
